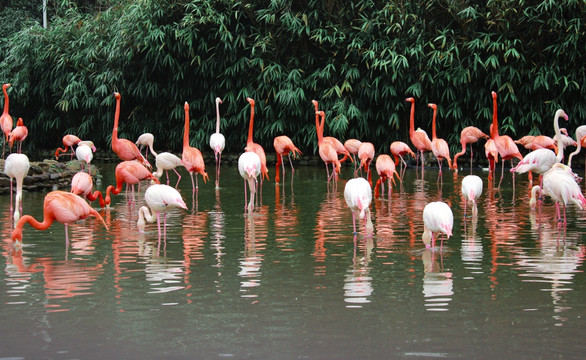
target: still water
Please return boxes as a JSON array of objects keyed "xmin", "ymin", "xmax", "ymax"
[{"xmin": 1, "ymin": 163, "xmax": 585, "ymax": 359}]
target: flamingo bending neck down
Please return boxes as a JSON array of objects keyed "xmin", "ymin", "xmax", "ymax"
[
  {"xmin": 105, "ymin": 160, "xmax": 160, "ymax": 207},
  {"xmin": 11, "ymin": 191, "xmax": 109, "ymax": 246},
  {"xmin": 111, "ymin": 92, "xmax": 151, "ymax": 169},
  {"xmin": 238, "ymin": 151, "xmax": 262, "ymax": 213},
  {"xmin": 4, "ymin": 153, "xmax": 30, "ymax": 223},
  {"xmin": 209, "ymin": 97, "xmax": 225, "ymax": 188},
  {"xmin": 153, "ymin": 152, "xmax": 184, "ymax": 188},
  {"xmin": 70, "ymin": 171, "xmax": 107, "ymax": 208},
  {"xmin": 1, "ymin": 83, "xmax": 13, "ymax": 159},
  {"xmin": 374, "ymin": 154, "xmax": 398, "ymax": 199},
  {"xmin": 137, "ymin": 184, "xmax": 187, "ymax": 239},
  {"xmin": 452, "ymin": 126, "xmax": 489, "ymax": 171},
  {"xmin": 55, "ymin": 134, "xmax": 81, "ymax": 160},
  {"xmin": 273, "ymin": 135, "xmax": 302, "ymax": 183},
  {"xmin": 344, "ymin": 177, "xmax": 374, "ymax": 237},
  {"xmin": 135, "ymin": 133, "xmax": 158, "ymax": 162},
  {"xmin": 422, "ymin": 201, "xmax": 453, "ymax": 251},
  {"xmin": 461, "ymin": 174, "xmax": 483, "ymax": 217},
  {"xmin": 406, "ymin": 97, "xmax": 432, "ymax": 173},
  {"xmin": 490, "ymin": 91, "xmax": 523, "ymax": 188},
  {"xmin": 182, "ymin": 101, "xmax": 209, "ymax": 195},
  {"xmin": 390, "ymin": 141, "xmax": 415, "ymax": 180}
]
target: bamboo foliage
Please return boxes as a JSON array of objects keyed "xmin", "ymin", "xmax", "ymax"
[{"xmin": 0, "ymin": 0, "xmax": 584, "ymax": 156}]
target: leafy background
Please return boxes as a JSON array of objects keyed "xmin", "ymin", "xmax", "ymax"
[{"xmin": 1, "ymin": 0, "xmax": 584, "ymax": 159}]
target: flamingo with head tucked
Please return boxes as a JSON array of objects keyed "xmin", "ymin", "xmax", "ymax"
[
  {"xmin": 111, "ymin": 93, "xmax": 151, "ymax": 169},
  {"xmin": 209, "ymin": 97, "xmax": 225, "ymax": 188},
  {"xmin": 422, "ymin": 201, "xmax": 453, "ymax": 251},
  {"xmin": 344, "ymin": 177, "xmax": 374, "ymax": 237}
]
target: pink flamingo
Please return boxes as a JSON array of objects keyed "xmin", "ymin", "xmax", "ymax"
[
  {"xmin": 135, "ymin": 133, "xmax": 157, "ymax": 162},
  {"xmin": 344, "ymin": 138, "xmax": 362, "ymax": 175},
  {"xmin": 273, "ymin": 135, "xmax": 302, "ymax": 183},
  {"xmin": 406, "ymin": 97, "xmax": 432, "ymax": 173},
  {"xmin": 137, "ymin": 184, "xmax": 187, "ymax": 238},
  {"xmin": 390, "ymin": 141, "xmax": 415, "ymax": 179},
  {"xmin": 111, "ymin": 93, "xmax": 151, "ymax": 168},
  {"xmin": 358, "ymin": 142, "xmax": 375, "ymax": 185},
  {"xmin": 461, "ymin": 174, "xmax": 483, "ymax": 217},
  {"xmin": 452, "ymin": 126, "xmax": 489, "ymax": 171},
  {"xmin": 344, "ymin": 177, "xmax": 374, "ymax": 236},
  {"xmin": 245, "ymin": 98, "xmax": 269, "ymax": 183},
  {"xmin": 238, "ymin": 151, "xmax": 262, "ymax": 213},
  {"xmin": 11, "ymin": 191, "xmax": 109, "ymax": 246},
  {"xmin": 70, "ymin": 172, "xmax": 107, "ymax": 208},
  {"xmin": 490, "ymin": 91, "xmax": 523, "ymax": 188},
  {"xmin": 182, "ymin": 101, "xmax": 209, "ymax": 194},
  {"xmin": 105, "ymin": 160, "xmax": 160, "ymax": 206},
  {"xmin": 1, "ymin": 83, "xmax": 12, "ymax": 158},
  {"xmin": 316, "ymin": 110, "xmax": 341, "ymax": 182},
  {"xmin": 374, "ymin": 154, "xmax": 398, "ymax": 199},
  {"xmin": 209, "ymin": 97, "xmax": 225, "ymax": 188},
  {"xmin": 428, "ymin": 103, "xmax": 452, "ymax": 179},
  {"xmin": 55, "ymin": 134, "xmax": 81, "ymax": 160},
  {"xmin": 422, "ymin": 201, "xmax": 453, "ymax": 250},
  {"xmin": 312, "ymin": 100, "xmax": 351, "ymax": 163},
  {"xmin": 8, "ymin": 118, "xmax": 28, "ymax": 153},
  {"xmin": 4, "ymin": 153, "xmax": 30, "ymax": 223}
]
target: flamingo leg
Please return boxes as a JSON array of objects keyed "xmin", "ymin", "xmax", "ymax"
[
  {"xmin": 172, "ymin": 168, "xmax": 182, "ymax": 189},
  {"xmin": 351, "ymin": 211, "xmax": 357, "ymax": 234},
  {"xmin": 165, "ymin": 170, "xmax": 170, "ymax": 186},
  {"xmin": 190, "ymin": 173, "xmax": 196, "ymax": 194},
  {"xmin": 243, "ymin": 179, "xmax": 248, "ymax": 213}
]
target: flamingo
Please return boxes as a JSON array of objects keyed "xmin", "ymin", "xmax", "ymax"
[
  {"xmin": 111, "ymin": 93, "xmax": 151, "ymax": 168},
  {"xmin": 490, "ymin": 91, "xmax": 523, "ymax": 188},
  {"xmin": 344, "ymin": 177, "xmax": 374, "ymax": 236},
  {"xmin": 422, "ymin": 201, "xmax": 453, "ymax": 250},
  {"xmin": 238, "ymin": 151, "xmax": 262, "ymax": 213},
  {"xmin": 245, "ymin": 98, "xmax": 269, "ymax": 183},
  {"xmin": 153, "ymin": 152, "xmax": 184, "ymax": 188},
  {"xmin": 510, "ymin": 109, "xmax": 569, "ymax": 186},
  {"xmin": 358, "ymin": 142, "xmax": 375, "ymax": 185},
  {"xmin": 4, "ymin": 153, "xmax": 30, "ymax": 223},
  {"xmin": 374, "ymin": 154, "xmax": 398, "ymax": 199},
  {"xmin": 406, "ymin": 97, "xmax": 432, "ymax": 172},
  {"xmin": 209, "ymin": 97, "xmax": 225, "ymax": 188},
  {"xmin": 316, "ymin": 110, "xmax": 341, "ymax": 182},
  {"xmin": 75, "ymin": 143, "xmax": 93, "ymax": 173},
  {"xmin": 273, "ymin": 135, "xmax": 302, "ymax": 183},
  {"xmin": 55, "ymin": 134, "xmax": 81, "ymax": 160},
  {"xmin": 1, "ymin": 83, "xmax": 12, "ymax": 158},
  {"xmin": 135, "ymin": 133, "xmax": 157, "ymax": 162},
  {"xmin": 529, "ymin": 185, "xmax": 542, "ymax": 210},
  {"xmin": 11, "ymin": 191, "xmax": 109, "ymax": 246},
  {"xmin": 390, "ymin": 141, "xmax": 415, "ymax": 179},
  {"xmin": 8, "ymin": 118, "xmax": 28, "ymax": 153},
  {"xmin": 452, "ymin": 126, "xmax": 489, "ymax": 171},
  {"xmin": 105, "ymin": 160, "xmax": 160, "ymax": 207},
  {"xmin": 461, "ymin": 174, "xmax": 483, "ymax": 217},
  {"xmin": 514, "ymin": 135, "xmax": 536, "ymax": 150},
  {"xmin": 484, "ymin": 133, "xmax": 499, "ymax": 182},
  {"xmin": 567, "ymin": 125, "xmax": 586, "ymax": 169},
  {"xmin": 542, "ymin": 163, "xmax": 586, "ymax": 228},
  {"xmin": 428, "ymin": 103, "xmax": 452, "ymax": 178},
  {"xmin": 312, "ymin": 100, "xmax": 351, "ymax": 163},
  {"xmin": 70, "ymin": 171, "xmax": 106, "ymax": 208},
  {"xmin": 182, "ymin": 101, "xmax": 209, "ymax": 194},
  {"xmin": 554, "ymin": 128, "xmax": 577, "ymax": 153},
  {"xmin": 137, "ymin": 184, "xmax": 187, "ymax": 238},
  {"xmin": 344, "ymin": 138, "xmax": 362, "ymax": 175}
]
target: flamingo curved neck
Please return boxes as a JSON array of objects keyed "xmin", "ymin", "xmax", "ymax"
[
  {"xmin": 554, "ymin": 111, "xmax": 564, "ymax": 163},
  {"xmin": 12, "ymin": 214, "xmax": 55, "ymax": 241},
  {"xmin": 137, "ymin": 206, "xmax": 157, "ymax": 232}
]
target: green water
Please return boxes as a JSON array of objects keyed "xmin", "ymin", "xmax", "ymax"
[{"xmin": 1, "ymin": 163, "xmax": 585, "ymax": 359}]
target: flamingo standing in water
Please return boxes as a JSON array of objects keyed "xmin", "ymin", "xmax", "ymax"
[
  {"xmin": 358, "ymin": 142, "xmax": 375, "ymax": 184},
  {"xmin": 316, "ymin": 110, "xmax": 341, "ymax": 182},
  {"xmin": 105, "ymin": 160, "xmax": 160, "ymax": 207},
  {"xmin": 452, "ymin": 126, "xmax": 489, "ymax": 171},
  {"xmin": 344, "ymin": 139, "xmax": 362, "ymax": 176},
  {"xmin": 542, "ymin": 163, "xmax": 586, "ymax": 228},
  {"xmin": 390, "ymin": 141, "xmax": 415, "ymax": 180},
  {"xmin": 135, "ymin": 133, "xmax": 157, "ymax": 162},
  {"xmin": 137, "ymin": 184, "xmax": 187, "ymax": 238},
  {"xmin": 209, "ymin": 97, "xmax": 225, "ymax": 188},
  {"xmin": 422, "ymin": 201, "xmax": 453, "ymax": 250},
  {"xmin": 70, "ymin": 172, "xmax": 107, "ymax": 208},
  {"xmin": 374, "ymin": 154, "xmax": 398, "ymax": 199},
  {"xmin": 8, "ymin": 118, "xmax": 28, "ymax": 153},
  {"xmin": 490, "ymin": 91, "xmax": 523, "ymax": 188},
  {"xmin": 461, "ymin": 174, "xmax": 483, "ymax": 217},
  {"xmin": 428, "ymin": 103, "xmax": 452, "ymax": 179},
  {"xmin": 273, "ymin": 135, "xmax": 302, "ymax": 183},
  {"xmin": 153, "ymin": 152, "xmax": 184, "ymax": 188},
  {"xmin": 11, "ymin": 191, "xmax": 109, "ymax": 246},
  {"xmin": 312, "ymin": 100, "xmax": 351, "ymax": 163},
  {"xmin": 245, "ymin": 98, "xmax": 269, "ymax": 184},
  {"xmin": 55, "ymin": 134, "xmax": 81, "ymax": 160},
  {"xmin": 344, "ymin": 177, "xmax": 374, "ymax": 236},
  {"xmin": 238, "ymin": 151, "xmax": 262, "ymax": 213},
  {"xmin": 4, "ymin": 153, "xmax": 30, "ymax": 223},
  {"xmin": 1, "ymin": 83, "xmax": 13, "ymax": 158},
  {"xmin": 75, "ymin": 141, "xmax": 94, "ymax": 173},
  {"xmin": 110, "ymin": 93, "xmax": 151, "ymax": 168},
  {"xmin": 406, "ymin": 97, "xmax": 432, "ymax": 173},
  {"xmin": 182, "ymin": 101, "xmax": 209, "ymax": 195}
]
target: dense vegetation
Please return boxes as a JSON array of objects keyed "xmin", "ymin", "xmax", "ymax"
[{"xmin": 1, "ymin": 0, "xmax": 584, "ymax": 157}]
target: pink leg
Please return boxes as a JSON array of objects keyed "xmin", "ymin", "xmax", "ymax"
[
  {"xmin": 172, "ymin": 168, "xmax": 182, "ymax": 188},
  {"xmin": 351, "ymin": 211, "xmax": 357, "ymax": 234},
  {"xmin": 190, "ymin": 173, "xmax": 196, "ymax": 194}
]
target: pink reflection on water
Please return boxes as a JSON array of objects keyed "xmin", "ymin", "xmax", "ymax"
[
  {"xmin": 182, "ymin": 210, "xmax": 208, "ymax": 300},
  {"xmin": 344, "ymin": 236, "xmax": 374, "ymax": 307},
  {"xmin": 312, "ymin": 186, "xmax": 346, "ymax": 276},
  {"xmin": 274, "ymin": 183, "xmax": 300, "ymax": 252},
  {"xmin": 421, "ymin": 248, "xmax": 453, "ymax": 312},
  {"xmin": 239, "ymin": 205, "xmax": 269, "ymax": 301}
]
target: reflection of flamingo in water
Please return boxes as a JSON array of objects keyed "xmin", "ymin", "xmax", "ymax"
[
  {"xmin": 137, "ymin": 184, "xmax": 187, "ymax": 239},
  {"xmin": 11, "ymin": 191, "xmax": 109, "ymax": 246},
  {"xmin": 4, "ymin": 153, "xmax": 30, "ymax": 223}
]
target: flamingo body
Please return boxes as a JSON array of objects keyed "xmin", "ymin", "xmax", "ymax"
[
  {"xmin": 422, "ymin": 201, "xmax": 453, "ymax": 249},
  {"xmin": 135, "ymin": 133, "xmax": 157, "ymax": 160},
  {"xmin": 111, "ymin": 93, "xmax": 151, "ymax": 168},
  {"xmin": 238, "ymin": 151, "xmax": 262, "ymax": 213},
  {"xmin": 461, "ymin": 174, "xmax": 483, "ymax": 216},
  {"xmin": 154, "ymin": 152, "xmax": 184, "ymax": 188},
  {"xmin": 137, "ymin": 184, "xmax": 187, "ymax": 235},
  {"xmin": 452, "ymin": 126, "xmax": 489, "ymax": 170},
  {"xmin": 182, "ymin": 102, "xmax": 209, "ymax": 192},
  {"xmin": 4, "ymin": 153, "xmax": 30, "ymax": 223},
  {"xmin": 344, "ymin": 177, "xmax": 374, "ymax": 236},
  {"xmin": 8, "ymin": 118, "xmax": 28, "ymax": 152}
]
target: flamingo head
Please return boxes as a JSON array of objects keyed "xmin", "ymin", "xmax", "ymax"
[
  {"xmin": 114, "ymin": 92, "xmax": 120, "ymax": 100},
  {"xmin": 16, "ymin": 118, "xmax": 23, "ymax": 126},
  {"xmin": 405, "ymin": 97, "xmax": 414, "ymax": 103},
  {"xmin": 247, "ymin": 97, "xmax": 255, "ymax": 106},
  {"xmin": 442, "ymin": 224, "xmax": 453, "ymax": 238},
  {"xmin": 422, "ymin": 227, "xmax": 432, "ymax": 248},
  {"xmin": 175, "ymin": 198, "xmax": 188, "ymax": 210},
  {"xmin": 184, "ymin": 102, "xmax": 189, "ymax": 111},
  {"xmin": 558, "ymin": 109, "xmax": 569, "ymax": 121},
  {"xmin": 316, "ymin": 110, "xmax": 324, "ymax": 119},
  {"xmin": 216, "ymin": 97, "xmax": 223, "ymax": 105},
  {"xmin": 311, "ymin": 100, "xmax": 318, "ymax": 110},
  {"xmin": 491, "ymin": 91, "xmax": 497, "ymax": 100},
  {"xmin": 3, "ymin": 83, "xmax": 11, "ymax": 90},
  {"xmin": 428, "ymin": 103, "xmax": 437, "ymax": 110}
]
